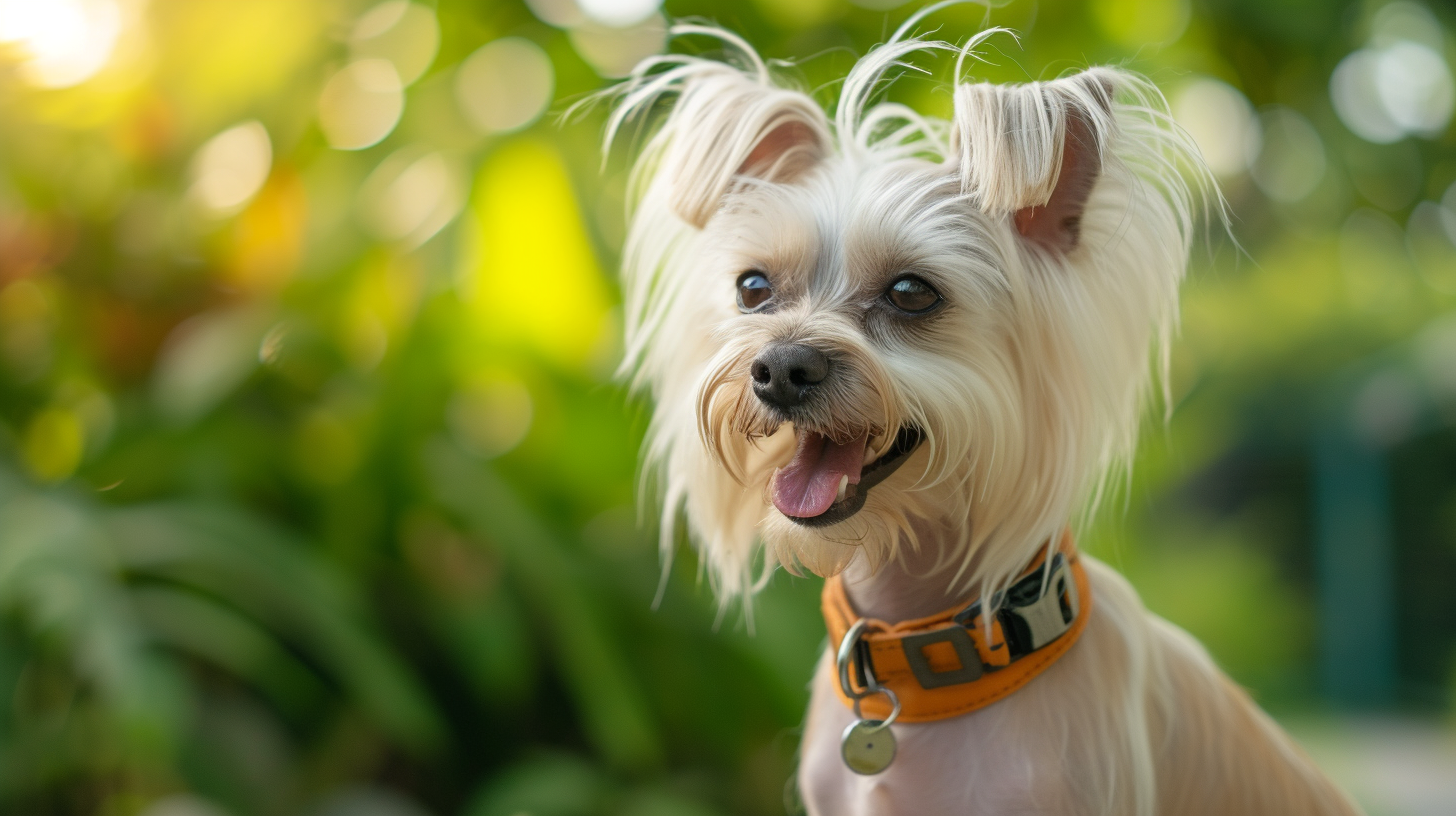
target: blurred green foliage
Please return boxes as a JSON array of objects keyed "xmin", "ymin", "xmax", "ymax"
[{"xmin": 1, "ymin": 0, "xmax": 1454, "ymax": 814}]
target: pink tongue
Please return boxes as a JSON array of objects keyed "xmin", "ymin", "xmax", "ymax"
[{"xmin": 771, "ymin": 431, "xmax": 869, "ymax": 518}]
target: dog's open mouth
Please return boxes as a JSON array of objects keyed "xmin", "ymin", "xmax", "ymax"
[{"xmin": 770, "ymin": 425, "xmax": 923, "ymax": 527}]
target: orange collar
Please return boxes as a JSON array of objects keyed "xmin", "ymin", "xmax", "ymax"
[{"xmin": 822, "ymin": 530, "xmax": 1092, "ymax": 724}]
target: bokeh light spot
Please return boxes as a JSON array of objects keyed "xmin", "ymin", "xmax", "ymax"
[
  {"xmin": 351, "ymin": 1, "xmax": 439, "ymax": 86},
  {"xmin": 0, "ymin": 0, "xmax": 121, "ymax": 87},
  {"xmin": 1351, "ymin": 370, "xmax": 1421, "ymax": 448},
  {"xmin": 139, "ymin": 794, "xmax": 232, "ymax": 816},
  {"xmin": 360, "ymin": 149, "xmax": 464, "ymax": 247},
  {"xmin": 1441, "ymin": 180, "xmax": 1456, "ymax": 247},
  {"xmin": 1374, "ymin": 42, "xmax": 1453, "ymax": 137},
  {"xmin": 1416, "ymin": 315, "xmax": 1456, "ymax": 407},
  {"xmin": 189, "ymin": 121, "xmax": 273, "ymax": 216},
  {"xmin": 524, "ymin": 0, "xmax": 586, "ymax": 28},
  {"xmin": 577, "ymin": 0, "xmax": 662, "ymax": 28},
  {"xmin": 1331, "ymin": 50, "xmax": 1403, "ymax": 144},
  {"xmin": 455, "ymin": 38, "xmax": 554, "ymax": 135},
  {"xmin": 568, "ymin": 14, "xmax": 665, "ymax": 78},
  {"xmin": 319, "ymin": 59, "xmax": 405, "ymax": 150},
  {"xmin": 448, "ymin": 376, "xmax": 534, "ymax": 458},
  {"xmin": 258, "ymin": 321, "xmax": 291, "ymax": 365},
  {"xmin": 1332, "ymin": 41, "xmax": 1453, "ymax": 143},
  {"xmin": 1172, "ymin": 78, "xmax": 1259, "ymax": 177},
  {"xmin": 1371, "ymin": 1, "xmax": 1444, "ymax": 51},
  {"xmin": 1407, "ymin": 201, "xmax": 1456, "ymax": 294},
  {"xmin": 22, "ymin": 407, "xmax": 84, "ymax": 482},
  {"xmin": 1250, "ymin": 108, "xmax": 1326, "ymax": 203},
  {"xmin": 153, "ymin": 308, "xmax": 270, "ymax": 423}
]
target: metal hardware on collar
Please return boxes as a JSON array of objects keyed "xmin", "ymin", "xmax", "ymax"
[
  {"xmin": 836, "ymin": 617, "xmax": 902, "ymax": 774},
  {"xmin": 900, "ymin": 626, "xmax": 983, "ymax": 688},
  {"xmin": 820, "ymin": 532, "xmax": 1093, "ymax": 725},
  {"xmin": 851, "ymin": 689, "xmax": 900, "ymax": 726},
  {"xmin": 999, "ymin": 553, "xmax": 1079, "ymax": 655},
  {"xmin": 837, "ymin": 619, "xmax": 876, "ymax": 697},
  {"xmin": 840, "ymin": 717, "xmax": 897, "ymax": 775},
  {"xmin": 837, "ymin": 619, "xmax": 902, "ymax": 724}
]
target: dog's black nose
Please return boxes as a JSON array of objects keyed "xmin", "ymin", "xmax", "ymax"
[{"xmin": 751, "ymin": 343, "xmax": 829, "ymax": 410}]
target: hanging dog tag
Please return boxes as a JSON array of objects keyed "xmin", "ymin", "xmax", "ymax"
[{"xmin": 840, "ymin": 719, "xmax": 896, "ymax": 775}]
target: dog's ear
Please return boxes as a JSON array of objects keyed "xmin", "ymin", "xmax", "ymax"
[
  {"xmin": 951, "ymin": 70, "xmax": 1115, "ymax": 253},
  {"xmin": 618, "ymin": 62, "xmax": 830, "ymax": 228}
]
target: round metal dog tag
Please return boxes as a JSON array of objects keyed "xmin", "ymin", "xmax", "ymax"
[{"xmin": 840, "ymin": 719, "xmax": 896, "ymax": 775}]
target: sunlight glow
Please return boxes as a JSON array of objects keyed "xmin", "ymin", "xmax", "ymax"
[{"xmin": 0, "ymin": 0, "xmax": 121, "ymax": 87}]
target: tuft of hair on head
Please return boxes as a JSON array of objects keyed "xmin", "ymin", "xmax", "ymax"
[{"xmin": 601, "ymin": 24, "xmax": 831, "ymax": 229}]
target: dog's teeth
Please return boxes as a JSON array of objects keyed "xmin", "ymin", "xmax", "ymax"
[
  {"xmin": 836, "ymin": 474, "xmax": 848, "ymax": 502},
  {"xmin": 862, "ymin": 446, "xmax": 876, "ymax": 465}
]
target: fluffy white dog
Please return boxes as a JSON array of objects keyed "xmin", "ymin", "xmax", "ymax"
[{"xmin": 601, "ymin": 13, "xmax": 1363, "ymax": 816}]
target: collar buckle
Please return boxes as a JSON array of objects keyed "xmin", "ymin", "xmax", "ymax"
[{"xmin": 999, "ymin": 553, "xmax": 1080, "ymax": 656}]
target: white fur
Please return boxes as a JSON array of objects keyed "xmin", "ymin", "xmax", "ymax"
[{"xmin": 601, "ymin": 19, "xmax": 1363, "ymax": 816}]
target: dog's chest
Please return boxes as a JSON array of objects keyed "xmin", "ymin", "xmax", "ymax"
[{"xmin": 798, "ymin": 655, "xmax": 1072, "ymax": 816}]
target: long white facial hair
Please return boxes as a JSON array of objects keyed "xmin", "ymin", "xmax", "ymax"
[{"xmin": 602, "ymin": 24, "xmax": 1214, "ymax": 618}]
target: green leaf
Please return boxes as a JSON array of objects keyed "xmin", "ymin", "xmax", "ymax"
[{"xmin": 426, "ymin": 441, "xmax": 661, "ymax": 771}]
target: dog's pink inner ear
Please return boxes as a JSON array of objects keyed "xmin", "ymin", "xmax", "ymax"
[
  {"xmin": 737, "ymin": 120, "xmax": 822, "ymax": 182},
  {"xmin": 1013, "ymin": 109, "xmax": 1102, "ymax": 254}
]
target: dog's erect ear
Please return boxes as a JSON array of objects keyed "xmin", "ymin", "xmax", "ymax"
[
  {"xmin": 951, "ymin": 70, "xmax": 1115, "ymax": 253},
  {"xmin": 615, "ymin": 60, "xmax": 830, "ymax": 229},
  {"xmin": 660, "ymin": 71, "xmax": 829, "ymax": 227}
]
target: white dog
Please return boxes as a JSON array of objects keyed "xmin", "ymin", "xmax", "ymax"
[{"xmin": 601, "ymin": 13, "xmax": 1364, "ymax": 816}]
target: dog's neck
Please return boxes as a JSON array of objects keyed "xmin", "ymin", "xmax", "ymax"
[{"xmin": 840, "ymin": 520, "xmax": 985, "ymax": 622}]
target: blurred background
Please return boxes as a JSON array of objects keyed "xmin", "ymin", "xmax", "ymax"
[{"xmin": 1, "ymin": 0, "xmax": 1454, "ymax": 814}]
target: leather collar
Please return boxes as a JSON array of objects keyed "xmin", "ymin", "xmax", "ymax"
[{"xmin": 821, "ymin": 530, "xmax": 1092, "ymax": 723}]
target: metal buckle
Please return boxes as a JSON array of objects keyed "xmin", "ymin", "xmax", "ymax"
[
  {"xmin": 1000, "ymin": 554, "xmax": 1079, "ymax": 652},
  {"xmin": 900, "ymin": 626, "xmax": 983, "ymax": 689}
]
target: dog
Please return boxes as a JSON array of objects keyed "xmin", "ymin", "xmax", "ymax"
[{"xmin": 599, "ymin": 12, "xmax": 1365, "ymax": 816}]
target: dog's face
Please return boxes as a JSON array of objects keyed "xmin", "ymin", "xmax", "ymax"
[
  {"xmin": 694, "ymin": 161, "xmax": 1004, "ymax": 576},
  {"xmin": 610, "ymin": 33, "xmax": 1206, "ymax": 600}
]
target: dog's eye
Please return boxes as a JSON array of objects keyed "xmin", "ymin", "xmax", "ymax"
[
  {"xmin": 886, "ymin": 276, "xmax": 940, "ymax": 314},
  {"xmin": 737, "ymin": 271, "xmax": 773, "ymax": 312}
]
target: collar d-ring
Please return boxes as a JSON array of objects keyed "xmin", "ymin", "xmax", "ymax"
[{"xmin": 836, "ymin": 618, "xmax": 901, "ymax": 728}]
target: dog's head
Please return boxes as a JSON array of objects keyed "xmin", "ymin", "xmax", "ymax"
[{"xmin": 607, "ymin": 27, "xmax": 1212, "ymax": 603}]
